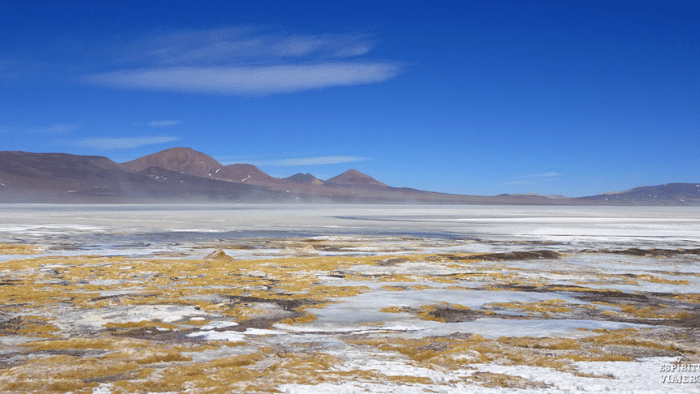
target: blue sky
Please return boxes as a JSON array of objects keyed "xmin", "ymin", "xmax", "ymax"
[{"xmin": 1, "ymin": 0, "xmax": 698, "ymax": 197}]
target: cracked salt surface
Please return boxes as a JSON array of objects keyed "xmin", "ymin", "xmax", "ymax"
[
  {"xmin": 188, "ymin": 327, "xmax": 281, "ymax": 341},
  {"xmin": 281, "ymin": 357, "xmax": 700, "ymax": 393},
  {"xmin": 2, "ymin": 205, "xmax": 699, "ymax": 393},
  {"xmin": 469, "ymin": 357, "xmax": 700, "ymax": 393},
  {"xmin": 52, "ymin": 304, "xmax": 209, "ymax": 332},
  {"xmin": 274, "ymin": 288, "xmax": 652, "ymax": 338},
  {"xmin": 278, "ymin": 317, "xmax": 649, "ymax": 339},
  {"xmin": 332, "ymin": 359, "xmax": 462, "ymax": 382},
  {"xmin": 197, "ymin": 321, "xmax": 239, "ymax": 330},
  {"xmin": 181, "ymin": 345, "xmax": 259, "ymax": 363}
]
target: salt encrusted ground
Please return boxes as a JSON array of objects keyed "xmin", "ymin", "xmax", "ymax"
[{"xmin": 0, "ymin": 205, "xmax": 699, "ymax": 393}]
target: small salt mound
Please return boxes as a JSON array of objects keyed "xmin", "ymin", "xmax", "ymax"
[
  {"xmin": 278, "ymin": 244, "xmax": 318, "ymax": 257},
  {"xmin": 205, "ymin": 249, "xmax": 234, "ymax": 261}
]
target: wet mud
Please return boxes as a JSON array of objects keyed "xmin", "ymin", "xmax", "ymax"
[{"xmin": 468, "ymin": 250, "xmax": 561, "ymax": 261}]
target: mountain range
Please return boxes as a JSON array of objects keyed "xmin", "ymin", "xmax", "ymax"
[{"xmin": 0, "ymin": 147, "xmax": 698, "ymax": 205}]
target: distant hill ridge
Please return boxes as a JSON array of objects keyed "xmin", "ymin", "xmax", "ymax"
[
  {"xmin": 325, "ymin": 169, "xmax": 388, "ymax": 187},
  {"xmin": 0, "ymin": 148, "xmax": 698, "ymax": 205},
  {"xmin": 284, "ymin": 173, "xmax": 324, "ymax": 185},
  {"xmin": 580, "ymin": 183, "xmax": 700, "ymax": 203},
  {"xmin": 123, "ymin": 147, "xmax": 374, "ymax": 186},
  {"xmin": 123, "ymin": 147, "xmax": 276, "ymax": 184},
  {"xmin": 123, "ymin": 147, "xmax": 220, "ymax": 176}
]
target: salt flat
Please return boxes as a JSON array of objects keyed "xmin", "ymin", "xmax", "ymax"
[{"xmin": 0, "ymin": 204, "xmax": 699, "ymax": 393}]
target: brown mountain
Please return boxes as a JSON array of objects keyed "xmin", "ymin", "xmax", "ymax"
[
  {"xmin": 0, "ymin": 150, "xmax": 285, "ymax": 203},
  {"xmin": 577, "ymin": 183, "xmax": 700, "ymax": 205},
  {"xmin": 325, "ymin": 169, "xmax": 387, "ymax": 187},
  {"xmin": 123, "ymin": 147, "xmax": 276, "ymax": 185},
  {"xmin": 2, "ymin": 148, "xmax": 697, "ymax": 205},
  {"xmin": 284, "ymin": 173, "xmax": 324, "ymax": 185},
  {"xmin": 123, "ymin": 147, "xmax": 221, "ymax": 178},
  {"xmin": 218, "ymin": 164, "xmax": 277, "ymax": 184}
]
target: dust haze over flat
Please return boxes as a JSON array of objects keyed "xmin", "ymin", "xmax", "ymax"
[{"xmin": 0, "ymin": 1, "xmax": 698, "ymax": 197}]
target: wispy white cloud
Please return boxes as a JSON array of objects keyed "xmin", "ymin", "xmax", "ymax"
[
  {"xmin": 498, "ymin": 180, "xmax": 537, "ymax": 185},
  {"xmin": 28, "ymin": 123, "xmax": 78, "ymax": 134},
  {"xmin": 84, "ymin": 64, "xmax": 398, "ymax": 95},
  {"xmin": 498, "ymin": 171, "xmax": 560, "ymax": 186},
  {"xmin": 117, "ymin": 28, "xmax": 377, "ymax": 66},
  {"xmin": 524, "ymin": 172, "xmax": 560, "ymax": 178},
  {"xmin": 81, "ymin": 28, "xmax": 400, "ymax": 95},
  {"xmin": 147, "ymin": 120, "xmax": 180, "ymax": 127},
  {"xmin": 76, "ymin": 136, "xmax": 180, "ymax": 149},
  {"xmin": 221, "ymin": 156, "xmax": 368, "ymax": 166},
  {"xmin": 0, "ymin": 123, "xmax": 78, "ymax": 134}
]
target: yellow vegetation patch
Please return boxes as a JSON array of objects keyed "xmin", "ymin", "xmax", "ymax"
[
  {"xmin": 486, "ymin": 299, "xmax": 573, "ymax": 316},
  {"xmin": 548, "ymin": 286, "xmax": 621, "ymax": 293},
  {"xmin": 416, "ymin": 305, "xmax": 444, "ymax": 322},
  {"xmin": 0, "ymin": 243, "xmax": 42, "ymax": 254},
  {"xmin": 17, "ymin": 323, "xmax": 60, "ymax": 337},
  {"xmin": 582, "ymin": 328, "xmax": 685, "ymax": 352},
  {"xmin": 558, "ymin": 353, "xmax": 633, "ymax": 362},
  {"xmin": 279, "ymin": 312, "xmax": 317, "ymax": 325},
  {"xmin": 345, "ymin": 329, "xmax": 664, "ymax": 376},
  {"xmin": 671, "ymin": 293, "xmax": 700, "ymax": 304},
  {"xmin": 347, "ymin": 335, "xmax": 492, "ymax": 369},
  {"xmin": 2, "ymin": 243, "xmax": 696, "ymax": 392},
  {"xmin": 19, "ymin": 337, "xmax": 144, "ymax": 351},
  {"xmin": 452, "ymin": 272, "xmax": 517, "ymax": 281},
  {"xmin": 375, "ymin": 274, "xmax": 417, "ymax": 283},
  {"xmin": 0, "ymin": 354, "xmax": 140, "ymax": 392},
  {"xmin": 104, "ymin": 348, "xmax": 193, "ymax": 364},
  {"xmin": 636, "ymin": 274, "xmax": 690, "ymax": 285},
  {"xmin": 380, "ymin": 306, "xmax": 407, "ymax": 313},
  {"xmin": 498, "ymin": 337, "xmax": 581, "ymax": 350},
  {"xmin": 423, "ymin": 276, "xmax": 458, "ymax": 284},
  {"xmin": 600, "ymin": 304, "xmax": 694, "ymax": 320},
  {"xmin": 470, "ymin": 371, "xmax": 546, "ymax": 389}
]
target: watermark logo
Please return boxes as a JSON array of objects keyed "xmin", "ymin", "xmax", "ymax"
[{"xmin": 660, "ymin": 358, "xmax": 700, "ymax": 384}]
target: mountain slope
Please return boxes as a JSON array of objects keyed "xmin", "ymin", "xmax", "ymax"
[
  {"xmin": 284, "ymin": 173, "xmax": 324, "ymax": 185},
  {"xmin": 0, "ymin": 151, "xmax": 292, "ymax": 203},
  {"xmin": 0, "ymin": 151, "xmax": 135, "ymax": 189},
  {"xmin": 579, "ymin": 183, "xmax": 700, "ymax": 205},
  {"xmin": 123, "ymin": 147, "xmax": 222, "ymax": 178},
  {"xmin": 123, "ymin": 147, "xmax": 278, "ymax": 185},
  {"xmin": 2, "ymin": 149, "xmax": 698, "ymax": 205},
  {"xmin": 325, "ymin": 169, "xmax": 387, "ymax": 187},
  {"xmin": 218, "ymin": 164, "xmax": 278, "ymax": 184}
]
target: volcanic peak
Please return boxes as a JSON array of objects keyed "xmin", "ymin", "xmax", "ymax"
[
  {"xmin": 284, "ymin": 173, "xmax": 324, "ymax": 185},
  {"xmin": 123, "ymin": 147, "xmax": 221, "ymax": 178},
  {"xmin": 325, "ymin": 169, "xmax": 388, "ymax": 187}
]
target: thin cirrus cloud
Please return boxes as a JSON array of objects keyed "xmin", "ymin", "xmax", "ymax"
[
  {"xmin": 147, "ymin": 120, "xmax": 180, "ymax": 127},
  {"xmin": 222, "ymin": 156, "xmax": 368, "ymax": 166},
  {"xmin": 28, "ymin": 123, "xmax": 78, "ymax": 134},
  {"xmin": 85, "ymin": 64, "xmax": 399, "ymax": 95},
  {"xmin": 76, "ymin": 136, "xmax": 180, "ymax": 149},
  {"xmin": 500, "ymin": 180, "xmax": 537, "ymax": 186},
  {"xmin": 524, "ymin": 172, "xmax": 560, "ymax": 178},
  {"xmin": 498, "ymin": 172, "xmax": 560, "ymax": 186},
  {"xmin": 81, "ymin": 28, "xmax": 401, "ymax": 95}
]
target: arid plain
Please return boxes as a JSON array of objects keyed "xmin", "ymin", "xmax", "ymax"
[{"xmin": 1, "ymin": 204, "xmax": 699, "ymax": 393}]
